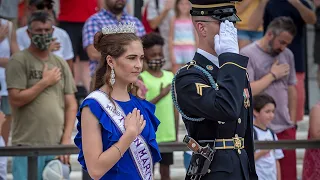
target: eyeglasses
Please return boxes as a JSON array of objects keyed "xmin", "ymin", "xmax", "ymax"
[{"xmin": 36, "ymin": 3, "xmax": 53, "ymax": 10}]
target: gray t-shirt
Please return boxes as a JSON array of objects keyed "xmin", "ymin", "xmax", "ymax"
[{"xmin": 241, "ymin": 42, "xmax": 296, "ymax": 133}]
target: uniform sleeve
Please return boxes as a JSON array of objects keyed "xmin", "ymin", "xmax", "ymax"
[
  {"xmin": 61, "ymin": 30, "xmax": 74, "ymax": 60},
  {"xmin": 82, "ymin": 17, "xmax": 100, "ymax": 49},
  {"xmin": 175, "ymin": 53, "xmax": 249, "ymax": 122},
  {"xmin": 6, "ymin": 56, "xmax": 27, "ymax": 90},
  {"xmin": 287, "ymin": 49, "xmax": 297, "ymax": 86},
  {"xmin": 240, "ymin": 49, "xmax": 255, "ymax": 82},
  {"xmin": 60, "ymin": 58, "xmax": 77, "ymax": 94}
]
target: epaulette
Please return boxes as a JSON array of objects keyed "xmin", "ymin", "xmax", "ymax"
[{"xmin": 171, "ymin": 60, "xmax": 219, "ymax": 122}]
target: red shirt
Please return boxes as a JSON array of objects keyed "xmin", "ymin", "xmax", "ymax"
[{"xmin": 59, "ymin": 0, "xmax": 98, "ymax": 23}]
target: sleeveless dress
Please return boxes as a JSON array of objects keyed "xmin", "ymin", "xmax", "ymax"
[
  {"xmin": 74, "ymin": 91, "xmax": 162, "ymax": 180},
  {"xmin": 302, "ymin": 103, "xmax": 320, "ymax": 180},
  {"xmin": 173, "ymin": 18, "xmax": 196, "ymax": 65}
]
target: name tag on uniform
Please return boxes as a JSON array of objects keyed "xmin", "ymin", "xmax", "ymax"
[{"xmin": 243, "ymin": 88, "xmax": 250, "ymax": 109}]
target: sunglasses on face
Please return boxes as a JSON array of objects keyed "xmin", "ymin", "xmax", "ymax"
[{"xmin": 36, "ymin": 3, "xmax": 53, "ymax": 10}]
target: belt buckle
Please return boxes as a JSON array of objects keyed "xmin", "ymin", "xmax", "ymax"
[{"xmin": 232, "ymin": 137, "xmax": 242, "ymax": 149}]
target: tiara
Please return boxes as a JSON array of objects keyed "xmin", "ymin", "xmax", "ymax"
[{"xmin": 101, "ymin": 22, "xmax": 136, "ymax": 35}]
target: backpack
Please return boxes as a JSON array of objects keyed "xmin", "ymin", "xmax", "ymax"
[{"xmin": 142, "ymin": 0, "xmax": 160, "ymax": 34}]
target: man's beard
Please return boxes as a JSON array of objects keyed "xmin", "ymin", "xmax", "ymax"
[
  {"xmin": 108, "ymin": 1, "xmax": 125, "ymax": 15},
  {"xmin": 267, "ymin": 38, "xmax": 282, "ymax": 57}
]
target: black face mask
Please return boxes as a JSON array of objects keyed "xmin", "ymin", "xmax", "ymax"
[{"xmin": 147, "ymin": 58, "xmax": 165, "ymax": 71}]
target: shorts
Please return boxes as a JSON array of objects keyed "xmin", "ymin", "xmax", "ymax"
[
  {"xmin": 237, "ymin": 30, "xmax": 263, "ymax": 42},
  {"xmin": 159, "ymin": 153, "xmax": 174, "ymax": 166},
  {"xmin": 12, "ymin": 155, "xmax": 55, "ymax": 180},
  {"xmin": 173, "ymin": 45, "xmax": 195, "ymax": 65},
  {"xmin": 0, "ymin": 96, "xmax": 11, "ymax": 115},
  {"xmin": 59, "ymin": 21, "xmax": 89, "ymax": 61}
]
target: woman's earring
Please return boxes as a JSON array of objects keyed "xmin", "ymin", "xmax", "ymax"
[{"xmin": 110, "ymin": 67, "xmax": 115, "ymax": 86}]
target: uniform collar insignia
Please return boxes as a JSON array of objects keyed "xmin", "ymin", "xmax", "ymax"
[{"xmin": 206, "ymin": 65, "xmax": 213, "ymax": 71}]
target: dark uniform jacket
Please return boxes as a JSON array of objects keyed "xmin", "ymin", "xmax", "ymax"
[{"xmin": 174, "ymin": 52, "xmax": 258, "ymax": 180}]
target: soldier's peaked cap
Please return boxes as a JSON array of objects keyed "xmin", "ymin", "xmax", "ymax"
[{"xmin": 189, "ymin": 0, "xmax": 242, "ymax": 22}]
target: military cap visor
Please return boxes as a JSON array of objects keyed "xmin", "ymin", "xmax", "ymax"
[{"xmin": 189, "ymin": 1, "xmax": 241, "ymax": 22}]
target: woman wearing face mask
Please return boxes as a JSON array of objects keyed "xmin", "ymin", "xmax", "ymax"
[
  {"xmin": 140, "ymin": 32, "xmax": 179, "ymax": 180},
  {"xmin": 74, "ymin": 23, "xmax": 162, "ymax": 180}
]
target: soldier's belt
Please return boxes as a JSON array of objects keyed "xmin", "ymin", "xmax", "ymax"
[{"xmin": 214, "ymin": 137, "xmax": 244, "ymax": 150}]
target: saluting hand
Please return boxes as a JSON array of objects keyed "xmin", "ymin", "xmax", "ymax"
[{"xmin": 214, "ymin": 20, "xmax": 239, "ymax": 56}]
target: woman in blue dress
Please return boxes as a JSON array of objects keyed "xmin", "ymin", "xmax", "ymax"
[{"xmin": 74, "ymin": 23, "xmax": 162, "ymax": 180}]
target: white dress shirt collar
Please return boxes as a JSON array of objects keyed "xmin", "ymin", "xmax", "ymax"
[{"xmin": 196, "ymin": 48, "xmax": 219, "ymax": 68}]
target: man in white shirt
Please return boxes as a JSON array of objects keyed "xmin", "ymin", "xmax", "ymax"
[{"xmin": 16, "ymin": 0, "xmax": 74, "ymax": 71}]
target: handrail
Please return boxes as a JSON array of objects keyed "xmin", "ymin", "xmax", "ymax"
[
  {"xmin": 1, "ymin": 140, "xmax": 319, "ymax": 180},
  {"xmin": 0, "ymin": 140, "xmax": 319, "ymax": 156}
]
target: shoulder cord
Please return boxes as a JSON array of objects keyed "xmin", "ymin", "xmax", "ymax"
[{"xmin": 171, "ymin": 61, "xmax": 219, "ymax": 122}]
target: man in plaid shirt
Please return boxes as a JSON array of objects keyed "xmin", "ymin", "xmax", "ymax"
[{"xmin": 83, "ymin": 0, "xmax": 146, "ymax": 77}]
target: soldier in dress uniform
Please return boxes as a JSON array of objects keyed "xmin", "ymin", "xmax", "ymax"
[{"xmin": 172, "ymin": 0, "xmax": 258, "ymax": 180}]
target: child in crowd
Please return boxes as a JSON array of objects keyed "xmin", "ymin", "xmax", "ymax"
[
  {"xmin": 168, "ymin": 0, "xmax": 197, "ymax": 73},
  {"xmin": 140, "ymin": 32, "xmax": 179, "ymax": 180},
  {"xmin": 253, "ymin": 94, "xmax": 284, "ymax": 180}
]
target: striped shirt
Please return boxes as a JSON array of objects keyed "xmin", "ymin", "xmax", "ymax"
[{"xmin": 82, "ymin": 9, "xmax": 146, "ymax": 76}]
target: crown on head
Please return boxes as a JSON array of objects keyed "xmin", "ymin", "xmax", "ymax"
[{"xmin": 101, "ymin": 22, "xmax": 136, "ymax": 35}]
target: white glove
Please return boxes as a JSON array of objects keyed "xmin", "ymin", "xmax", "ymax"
[{"xmin": 214, "ymin": 20, "xmax": 239, "ymax": 56}]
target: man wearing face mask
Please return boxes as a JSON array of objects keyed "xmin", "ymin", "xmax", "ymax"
[
  {"xmin": 140, "ymin": 32, "xmax": 179, "ymax": 180},
  {"xmin": 172, "ymin": 0, "xmax": 258, "ymax": 179},
  {"xmin": 241, "ymin": 16, "xmax": 298, "ymax": 180},
  {"xmin": 6, "ymin": 11, "xmax": 77, "ymax": 180},
  {"xmin": 16, "ymin": 0, "xmax": 74, "ymax": 72}
]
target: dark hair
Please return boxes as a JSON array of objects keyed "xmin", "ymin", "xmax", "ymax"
[
  {"xmin": 253, "ymin": 94, "xmax": 276, "ymax": 112},
  {"xmin": 27, "ymin": 11, "xmax": 54, "ymax": 30},
  {"xmin": 266, "ymin": 16, "xmax": 297, "ymax": 37},
  {"xmin": 141, "ymin": 32, "xmax": 164, "ymax": 49},
  {"xmin": 92, "ymin": 31, "xmax": 141, "ymax": 99}
]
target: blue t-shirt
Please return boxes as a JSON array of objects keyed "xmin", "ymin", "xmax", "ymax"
[
  {"xmin": 263, "ymin": 0, "xmax": 312, "ymax": 73},
  {"xmin": 74, "ymin": 91, "xmax": 162, "ymax": 180}
]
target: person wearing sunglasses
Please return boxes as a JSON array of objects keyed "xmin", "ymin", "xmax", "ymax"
[
  {"xmin": 172, "ymin": 0, "xmax": 258, "ymax": 180},
  {"xmin": 16, "ymin": 0, "xmax": 74, "ymax": 72}
]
